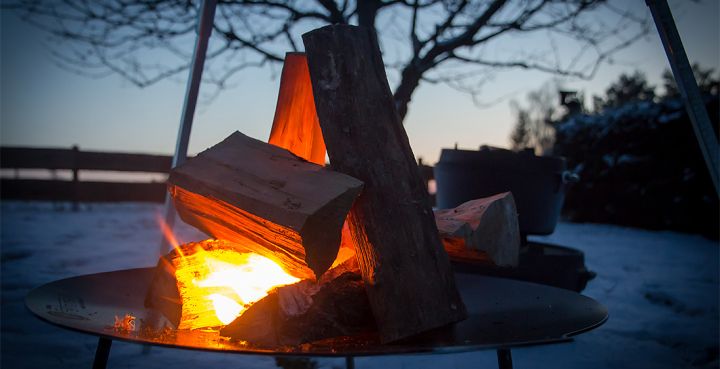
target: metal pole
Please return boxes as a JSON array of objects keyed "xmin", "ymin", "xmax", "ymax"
[
  {"xmin": 159, "ymin": 0, "xmax": 218, "ymax": 254},
  {"xmin": 496, "ymin": 348, "xmax": 513, "ymax": 369},
  {"xmin": 646, "ymin": 0, "xmax": 719, "ymax": 195},
  {"xmin": 92, "ymin": 338, "xmax": 113, "ymax": 369}
]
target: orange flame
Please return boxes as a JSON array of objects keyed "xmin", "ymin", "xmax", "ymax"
[
  {"xmin": 171, "ymin": 240, "xmax": 300, "ymax": 329},
  {"xmin": 156, "ymin": 214, "xmax": 186, "ymax": 261}
]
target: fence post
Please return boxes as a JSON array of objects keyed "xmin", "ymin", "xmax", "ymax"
[{"xmin": 71, "ymin": 145, "xmax": 79, "ymax": 211}]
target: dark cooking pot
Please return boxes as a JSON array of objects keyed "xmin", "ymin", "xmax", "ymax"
[{"xmin": 434, "ymin": 147, "xmax": 578, "ymax": 235}]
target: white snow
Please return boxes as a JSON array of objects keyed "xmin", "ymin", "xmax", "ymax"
[{"xmin": 1, "ymin": 201, "xmax": 718, "ymax": 369}]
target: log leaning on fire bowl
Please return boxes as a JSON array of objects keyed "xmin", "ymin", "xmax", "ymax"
[{"xmin": 167, "ymin": 131, "xmax": 363, "ymax": 280}]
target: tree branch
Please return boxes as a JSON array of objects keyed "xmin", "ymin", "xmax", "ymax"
[{"xmin": 8, "ymin": 0, "xmax": 653, "ymax": 123}]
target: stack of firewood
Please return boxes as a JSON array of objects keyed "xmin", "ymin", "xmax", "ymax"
[{"xmin": 146, "ymin": 25, "xmax": 520, "ymax": 346}]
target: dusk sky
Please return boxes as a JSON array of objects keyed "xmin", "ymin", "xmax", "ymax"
[{"xmin": 1, "ymin": 0, "xmax": 718, "ymax": 164}]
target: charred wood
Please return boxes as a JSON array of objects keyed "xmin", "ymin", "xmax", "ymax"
[{"xmin": 220, "ymin": 272, "xmax": 375, "ymax": 346}]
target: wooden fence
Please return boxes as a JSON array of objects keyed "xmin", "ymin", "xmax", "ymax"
[
  {"xmin": 1, "ymin": 146, "xmax": 171, "ymax": 203},
  {"xmin": 0, "ymin": 146, "xmax": 436, "ymax": 205}
]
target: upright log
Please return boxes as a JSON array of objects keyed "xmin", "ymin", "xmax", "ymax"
[
  {"xmin": 268, "ymin": 53, "xmax": 326, "ymax": 165},
  {"xmin": 168, "ymin": 131, "xmax": 363, "ymax": 279},
  {"xmin": 303, "ymin": 25, "xmax": 467, "ymax": 343},
  {"xmin": 266, "ymin": 54, "xmax": 360, "ymax": 265}
]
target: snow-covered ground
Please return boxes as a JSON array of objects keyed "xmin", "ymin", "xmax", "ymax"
[{"xmin": 1, "ymin": 202, "xmax": 717, "ymax": 369}]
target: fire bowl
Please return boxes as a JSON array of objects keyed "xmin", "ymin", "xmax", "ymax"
[{"xmin": 26, "ymin": 267, "xmax": 607, "ymax": 358}]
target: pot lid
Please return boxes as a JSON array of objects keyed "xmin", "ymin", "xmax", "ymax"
[{"xmin": 438, "ymin": 146, "xmax": 566, "ymax": 173}]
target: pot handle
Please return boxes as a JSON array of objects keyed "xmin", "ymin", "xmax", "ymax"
[{"xmin": 562, "ymin": 171, "xmax": 580, "ymax": 184}]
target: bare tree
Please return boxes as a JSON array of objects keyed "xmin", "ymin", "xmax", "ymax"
[
  {"xmin": 7, "ymin": 0, "xmax": 651, "ymax": 122},
  {"xmin": 509, "ymin": 81, "xmax": 559, "ymax": 154}
]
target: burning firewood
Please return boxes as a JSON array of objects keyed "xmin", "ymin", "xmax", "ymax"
[
  {"xmin": 264, "ymin": 52, "xmax": 519, "ymax": 271},
  {"xmin": 219, "ymin": 271, "xmax": 375, "ymax": 347},
  {"xmin": 167, "ymin": 131, "xmax": 363, "ymax": 280},
  {"xmin": 303, "ymin": 25, "xmax": 467, "ymax": 343},
  {"xmin": 145, "ymin": 239, "xmax": 302, "ymax": 330},
  {"xmin": 113, "ymin": 313, "xmax": 136, "ymax": 333},
  {"xmin": 146, "ymin": 240, "xmax": 374, "ymax": 346},
  {"xmin": 268, "ymin": 52, "xmax": 326, "ymax": 166},
  {"xmin": 435, "ymin": 192, "xmax": 521, "ymax": 267},
  {"xmin": 147, "ymin": 27, "xmax": 520, "ymax": 348}
]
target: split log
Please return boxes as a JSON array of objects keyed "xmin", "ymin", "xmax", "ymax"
[
  {"xmin": 145, "ymin": 239, "xmax": 241, "ymax": 329},
  {"xmin": 168, "ymin": 131, "xmax": 363, "ymax": 279},
  {"xmin": 145, "ymin": 249, "xmax": 182, "ymax": 327},
  {"xmin": 435, "ymin": 192, "xmax": 521, "ymax": 267},
  {"xmin": 303, "ymin": 25, "xmax": 466, "ymax": 343},
  {"xmin": 268, "ymin": 53, "xmax": 326, "ymax": 165},
  {"xmin": 220, "ymin": 271, "xmax": 375, "ymax": 346},
  {"xmin": 265, "ymin": 55, "xmax": 365, "ymax": 268},
  {"xmin": 324, "ymin": 210, "xmax": 519, "ymax": 268}
]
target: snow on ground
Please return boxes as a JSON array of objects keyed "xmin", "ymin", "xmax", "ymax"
[{"xmin": 1, "ymin": 201, "xmax": 717, "ymax": 369}]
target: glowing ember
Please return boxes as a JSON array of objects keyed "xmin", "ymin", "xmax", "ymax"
[
  {"xmin": 113, "ymin": 313, "xmax": 136, "ymax": 333},
  {"xmin": 171, "ymin": 240, "xmax": 300, "ymax": 329}
]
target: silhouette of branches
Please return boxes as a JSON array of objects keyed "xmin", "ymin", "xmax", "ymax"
[{"xmin": 8, "ymin": 0, "xmax": 652, "ymax": 121}]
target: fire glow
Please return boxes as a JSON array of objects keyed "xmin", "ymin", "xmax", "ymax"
[
  {"xmin": 157, "ymin": 217, "xmax": 299, "ymax": 329},
  {"xmin": 173, "ymin": 246, "xmax": 299, "ymax": 329}
]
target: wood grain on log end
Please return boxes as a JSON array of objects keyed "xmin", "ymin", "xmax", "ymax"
[
  {"xmin": 435, "ymin": 192, "xmax": 520, "ymax": 267},
  {"xmin": 168, "ymin": 131, "xmax": 363, "ymax": 279}
]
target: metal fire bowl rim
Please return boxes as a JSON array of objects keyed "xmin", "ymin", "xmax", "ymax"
[{"xmin": 26, "ymin": 267, "xmax": 607, "ymax": 357}]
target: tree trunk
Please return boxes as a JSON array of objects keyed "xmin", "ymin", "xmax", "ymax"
[
  {"xmin": 356, "ymin": 0, "xmax": 381, "ymax": 31},
  {"xmin": 303, "ymin": 25, "xmax": 467, "ymax": 343},
  {"xmin": 393, "ymin": 62, "xmax": 424, "ymax": 122}
]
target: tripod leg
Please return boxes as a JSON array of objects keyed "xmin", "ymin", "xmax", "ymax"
[
  {"xmin": 92, "ymin": 337, "xmax": 113, "ymax": 369},
  {"xmin": 497, "ymin": 348, "xmax": 513, "ymax": 369}
]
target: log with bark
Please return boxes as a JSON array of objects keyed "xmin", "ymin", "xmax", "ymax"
[
  {"xmin": 264, "ymin": 53, "xmax": 519, "ymax": 270},
  {"xmin": 167, "ymin": 131, "xmax": 363, "ymax": 280},
  {"xmin": 303, "ymin": 25, "xmax": 467, "ymax": 343},
  {"xmin": 435, "ymin": 192, "xmax": 521, "ymax": 267}
]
